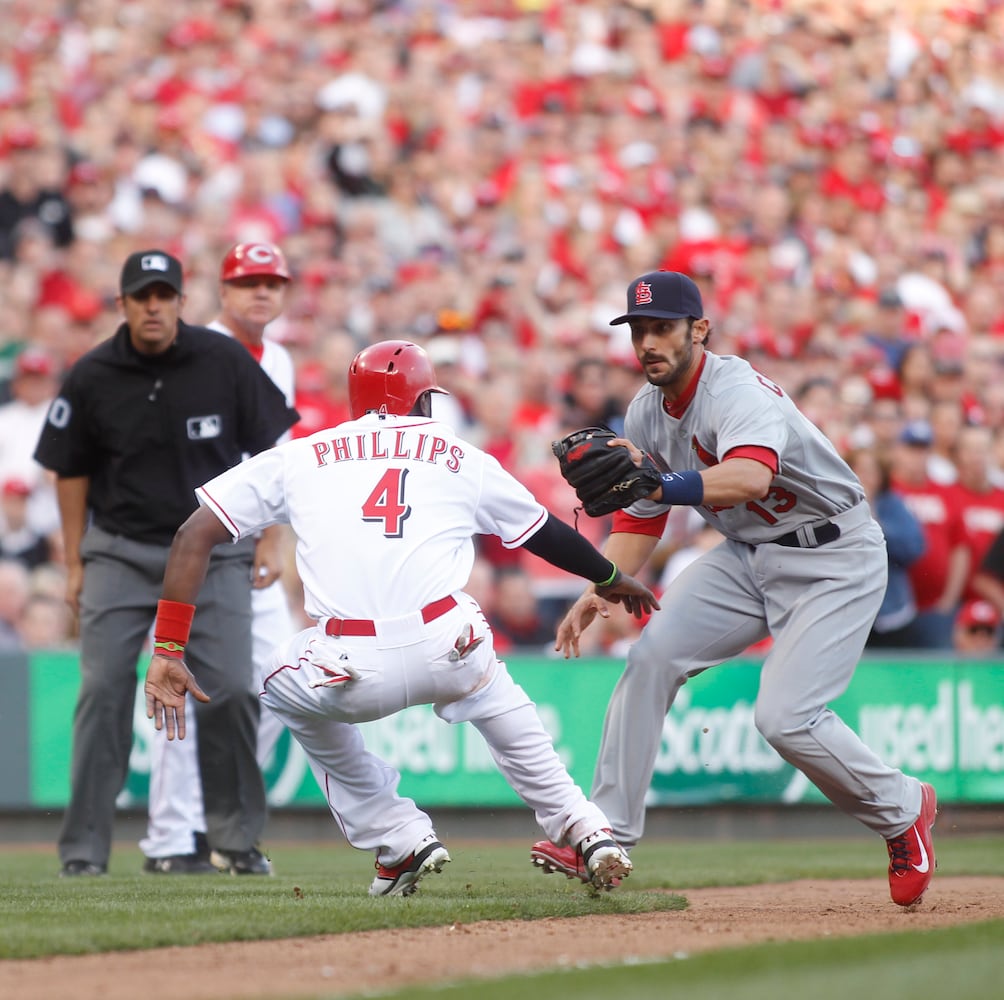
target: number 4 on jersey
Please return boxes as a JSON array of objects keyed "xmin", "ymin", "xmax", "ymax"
[{"xmin": 362, "ymin": 468, "xmax": 412, "ymax": 537}]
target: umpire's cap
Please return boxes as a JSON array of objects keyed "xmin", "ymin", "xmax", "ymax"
[
  {"xmin": 120, "ymin": 250, "xmax": 183, "ymax": 296},
  {"xmin": 610, "ymin": 270, "xmax": 703, "ymax": 324}
]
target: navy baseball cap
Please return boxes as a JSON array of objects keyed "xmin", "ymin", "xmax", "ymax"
[
  {"xmin": 900, "ymin": 420, "xmax": 933, "ymax": 447},
  {"xmin": 610, "ymin": 270, "xmax": 704, "ymax": 325},
  {"xmin": 120, "ymin": 250, "xmax": 183, "ymax": 296}
]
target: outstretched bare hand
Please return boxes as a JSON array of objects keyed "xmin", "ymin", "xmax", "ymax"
[
  {"xmin": 554, "ymin": 591, "xmax": 606, "ymax": 660},
  {"xmin": 144, "ymin": 655, "xmax": 210, "ymax": 741}
]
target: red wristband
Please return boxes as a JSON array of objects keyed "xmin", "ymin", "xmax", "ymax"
[
  {"xmin": 153, "ymin": 639, "xmax": 186, "ymax": 659},
  {"xmin": 155, "ymin": 599, "xmax": 195, "ymax": 645}
]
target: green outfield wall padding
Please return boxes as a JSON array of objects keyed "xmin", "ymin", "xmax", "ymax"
[{"xmin": 15, "ymin": 651, "xmax": 1004, "ymax": 810}]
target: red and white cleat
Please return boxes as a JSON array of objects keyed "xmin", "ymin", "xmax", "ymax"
[
  {"xmin": 531, "ymin": 830, "xmax": 631, "ymax": 891},
  {"xmin": 886, "ymin": 782, "xmax": 937, "ymax": 906}
]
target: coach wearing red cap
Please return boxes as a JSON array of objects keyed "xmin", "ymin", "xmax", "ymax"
[{"xmin": 141, "ymin": 242, "xmax": 298, "ymax": 876}]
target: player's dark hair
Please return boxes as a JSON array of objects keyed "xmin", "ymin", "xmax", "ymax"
[{"xmin": 410, "ymin": 390, "xmax": 433, "ymax": 418}]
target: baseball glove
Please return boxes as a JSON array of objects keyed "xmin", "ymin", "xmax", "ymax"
[{"xmin": 552, "ymin": 426, "xmax": 662, "ymax": 517}]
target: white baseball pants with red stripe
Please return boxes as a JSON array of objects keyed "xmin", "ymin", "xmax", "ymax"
[{"xmin": 258, "ymin": 591, "xmax": 610, "ymax": 867}]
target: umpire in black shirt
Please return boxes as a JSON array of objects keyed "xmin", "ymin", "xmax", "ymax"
[{"xmin": 35, "ymin": 249, "xmax": 299, "ymax": 876}]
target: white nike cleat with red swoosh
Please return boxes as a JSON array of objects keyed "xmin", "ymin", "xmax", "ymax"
[{"xmin": 886, "ymin": 782, "xmax": 937, "ymax": 906}]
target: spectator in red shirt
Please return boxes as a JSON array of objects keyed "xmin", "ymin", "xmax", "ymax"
[
  {"xmin": 953, "ymin": 423, "xmax": 1004, "ymax": 603},
  {"xmin": 291, "ymin": 331, "xmax": 356, "ymax": 439},
  {"xmin": 971, "ymin": 524, "xmax": 1004, "ymax": 628},
  {"xmin": 488, "ymin": 566, "xmax": 558, "ymax": 656}
]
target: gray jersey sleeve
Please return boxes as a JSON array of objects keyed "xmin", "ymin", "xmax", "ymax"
[{"xmin": 622, "ymin": 354, "xmax": 865, "ymax": 544}]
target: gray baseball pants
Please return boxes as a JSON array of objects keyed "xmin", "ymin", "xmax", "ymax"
[
  {"xmin": 592, "ymin": 510, "xmax": 923, "ymax": 850},
  {"xmin": 57, "ymin": 525, "xmax": 263, "ymax": 869}
]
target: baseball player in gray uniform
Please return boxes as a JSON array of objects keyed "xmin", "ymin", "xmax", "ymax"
[
  {"xmin": 143, "ymin": 340, "xmax": 658, "ymax": 895},
  {"xmin": 531, "ymin": 270, "xmax": 937, "ymax": 907}
]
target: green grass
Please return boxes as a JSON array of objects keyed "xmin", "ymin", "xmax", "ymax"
[
  {"xmin": 366, "ymin": 920, "xmax": 1004, "ymax": 1000},
  {"xmin": 0, "ymin": 840, "xmax": 686, "ymax": 959},
  {"xmin": 2, "ymin": 833, "xmax": 1002, "ymax": 1000}
]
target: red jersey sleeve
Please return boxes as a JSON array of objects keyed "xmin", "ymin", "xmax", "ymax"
[
  {"xmin": 611, "ymin": 509, "xmax": 669, "ymax": 536},
  {"xmin": 723, "ymin": 445, "xmax": 779, "ymax": 474}
]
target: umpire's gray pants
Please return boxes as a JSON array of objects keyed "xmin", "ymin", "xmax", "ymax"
[{"xmin": 57, "ymin": 525, "xmax": 264, "ymax": 869}]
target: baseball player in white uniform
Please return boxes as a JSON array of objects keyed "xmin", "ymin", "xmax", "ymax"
[
  {"xmin": 142, "ymin": 243, "xmax": 296, "ymax": 875},
  {"xmin": 531, "ymin": 270, "xmax": 937, "ymax": 907},
  {"xmin": 144, "ymin": 340, "xmax": 658, "ymax": 895}
]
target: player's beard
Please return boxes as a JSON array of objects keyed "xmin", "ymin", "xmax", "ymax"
[{"xmin": 641, "ymin": 337, "xmax": 694, "ymax": 390}]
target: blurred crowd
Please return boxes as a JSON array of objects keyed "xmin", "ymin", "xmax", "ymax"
[{"xmin": 2, "ymin": 0, "xmax": 1004, "ymax": 655}]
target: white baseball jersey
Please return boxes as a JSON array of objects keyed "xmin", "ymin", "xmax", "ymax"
[
  {"xmin": 623, "ymin": 352, "xmax": 864, "ymax": 540},
  {"xmin": 143, "ymin": 318, "xmax": 296, "ymax": 860},
  {"xmin": 197, "ymin": 413, "xmax": 548, "ymax": 621},
  {"xmin": 230, "ymin": 412, "xmax": 613, "ymax": 869}
]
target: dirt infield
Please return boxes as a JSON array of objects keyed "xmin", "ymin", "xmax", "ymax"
[{"xmin": 4, "ymin": 876, "xmax": 1002, "ymax": 1000}]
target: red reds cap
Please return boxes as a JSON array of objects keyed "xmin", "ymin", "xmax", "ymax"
[
  {"xmin": 120, "ymin": 250, "xmax": 183, "ymax": 296},
  {"xmin": 166, "ymin": 18, "xmax": 217, "ymax": 48},
  {"xmin": 67, "ymin": 161, "xmax": 102, "ymax": 187},
  {"xmin": 220, "ymin": 242, "xmax": 291, "ymax": 282},
  {"xmin": 3, "ymin": 124, "xmax": 40, "ymax": 152},
  {"xmin": 958, "ymin": 600, "xmax": 1001, "ymax": 630},
  {"xmin": 2, "ymin": 478, "xmax": 32, "ymax": 498},
  {"xmin": 66, "ymin": 287, "xmax": 104, "ymax": 323},
  {"xmin": 15, "ymin": 348, "xmax": 55, "ymax": 377},
  {"xmin": 866, "ymin": 367, "xmax": 902, "ymax": 402},
  {"xmin": 610, "ymin": 270, "xmax": 704, "ymax": 325}
]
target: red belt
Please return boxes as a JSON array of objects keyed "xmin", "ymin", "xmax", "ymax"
[{"xmin": 324, "ymin": 595, "xmax": 458, "ymax": 638}]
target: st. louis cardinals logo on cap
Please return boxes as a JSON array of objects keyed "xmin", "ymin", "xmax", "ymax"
[
  {"xmin": 609, "ymin": 270, "xmax": 704, "ymax": 325},
  {"xmin": 634, "ymin": 281, "xmax": 653, "ymax": 306}
]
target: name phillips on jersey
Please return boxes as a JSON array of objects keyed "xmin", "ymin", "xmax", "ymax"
[{"xmin": 310, "ymin": 428, "xmax": 464, "ymax": 473}]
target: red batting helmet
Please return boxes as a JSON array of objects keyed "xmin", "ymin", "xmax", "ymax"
[
  {"xmin": 220, "ymin": 242, "xmax": 291, "ymax": 282},
  {"xmin": 348, "ymin": 340, "xmax": 448, "ymax": 418}
]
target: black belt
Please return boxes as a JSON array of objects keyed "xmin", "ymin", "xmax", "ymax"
[{"xmin": 771, "ymin": 521, "xmax": 841, "ymax": 548}]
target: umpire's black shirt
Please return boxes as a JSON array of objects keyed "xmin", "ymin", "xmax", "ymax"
[{"xmin": 34, "ymin": 321, "xmax": 299, "ymax": 545}]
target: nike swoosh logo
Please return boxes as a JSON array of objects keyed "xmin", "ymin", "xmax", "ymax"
[{"xmin": 912, "ymin": 829, "xmax": 930, "ymax": 874}]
